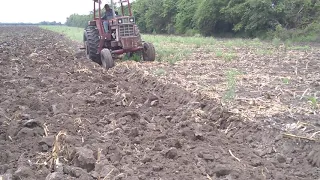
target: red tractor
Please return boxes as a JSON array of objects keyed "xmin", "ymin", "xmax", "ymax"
[{"xmin": 83, "ymin": 0, "xmax": 155, "ymax": 69}]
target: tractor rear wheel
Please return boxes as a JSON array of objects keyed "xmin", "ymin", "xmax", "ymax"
[
  {"xmin": 84, "ymin": 26, "xmax": 100, "ymax": 63},
  {"xmin": 142, "ymin": 42, "xmax": 156, "ymax": 61},
  {"xmin": 101, "ymin": 48, "xmax": 115, "ymax": 69}
]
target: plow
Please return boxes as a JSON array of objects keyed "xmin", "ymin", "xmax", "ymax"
[{"xmin": 83, "ymin": 0, "xmax": 156, "ymax": 69}]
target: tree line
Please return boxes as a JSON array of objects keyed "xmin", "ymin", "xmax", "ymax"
[
  {"xmin": 0, "ymin": 21, "xmax": 62, "ymax": 26},
  {"xmin": 65, "ymin": 13, "xmax": 92, "ymax": 28},
  {"xmin": 65, "ymin": 0, "xmax": 320, "ymax": 41}
]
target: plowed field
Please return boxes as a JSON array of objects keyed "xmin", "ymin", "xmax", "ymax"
[{"xmin": 0, "ymin": 26, "xmax": 320, "ymax": 180}]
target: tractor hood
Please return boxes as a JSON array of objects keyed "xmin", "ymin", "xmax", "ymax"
[{"xmin": 111, "ymin": 16, "xmax": 135, "ymax": 25}]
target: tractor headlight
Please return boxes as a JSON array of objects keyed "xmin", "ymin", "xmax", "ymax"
[
  {"xmin": 129, "ymin": 18, "xmax": 134, "ymax": 23},
  {"xmin": 118, "ymin": 19, "xmax": 122, "ymax": 24}
]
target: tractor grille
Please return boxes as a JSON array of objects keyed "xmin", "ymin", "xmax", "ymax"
[{"xmin": 119, "ymin": 24, "xmax": 135, "ymax": 37}]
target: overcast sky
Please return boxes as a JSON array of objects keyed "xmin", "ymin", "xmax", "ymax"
[{"xmin": 0, "ymin": 0, "xmax": 127, "ymax": 23}]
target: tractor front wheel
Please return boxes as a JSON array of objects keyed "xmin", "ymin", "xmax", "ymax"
[
  {"xmin": 142, "ymin": 42, "xmax": 156, "ymax": 61},
  {"xmin": 101, "ymin": 48, "xmax": 115, "ymax": 69}
]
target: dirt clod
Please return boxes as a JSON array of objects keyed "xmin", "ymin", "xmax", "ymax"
[
  {"xmin": 0, "ymin": 173, "xmax": 12, "ymax": 180},
  {"xmin": 23, "ymin": 119, "xmax": 42, "ymax": 128},
  {"xmin": 307, "ymin": 147, "xmax": 320, "ymax": 167},
  {"xmin": 94, "ymin": 160, "xmax": 119, "ymax": 179},
  {"xmin": 202, "ymin": 153, "xmax": 215, "ymax": 161},
  {"xmin": 13, "ymin": 166, "xmax": 34, "ymax": 179},
  {"xmin": 129, "ymin": 127, "xmax": 139, "ymax": 137},
  {"xmin": 168, "ymin": 138, "xmax": 182, "ymax": 149},
  {"xmin": 72, "ymin": 147, "xmax": 96, "ymax": 172},
  {"xmin": 152, "ymin": 164, "xmax": 163, "ymax": 172},
  {"xmin": 63, "ymin": 166, "xmax": 94, "ymax": 179},
  {"xmin": 165, "ymin": 147, "xmax": 178, "ymax": 159},
  {"xmin": 39, "ymin": 135, "xmax": 55, "ymax": 147},
  {"xmin": 141, "ymin": 155, "xmax": 152, "ymax": 163},
  {"xmin": 214, "ymin": 165, "xmax": 232, "ymax": 177},
  {"xmin": 45, "ymin": 172, "xmax": 65, "ymax": 180},
  {"xmin": 276, "ymin": 154, "xmax": 286, "ymax": 163},
  {"xmin": 16, "ymin": 127, "xmax": 42, "ymax": 138},
  {"xmin": 150, "ymin": 100, "xmax": 158, "ymax": 106},
  {"xmin": 152, "ymin": 142, "xmax": 164, "ymax": 151}
]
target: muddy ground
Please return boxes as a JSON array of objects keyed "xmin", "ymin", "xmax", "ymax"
[{"xmin": 0, "ymin": 26, "xmax": 320, "ymax": 180}]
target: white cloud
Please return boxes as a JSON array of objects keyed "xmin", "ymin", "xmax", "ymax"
[{"xmin": 0, "ymin": 0, "xmax": 123, "ymax": 23}]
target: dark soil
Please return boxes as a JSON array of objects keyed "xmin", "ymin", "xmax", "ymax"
[{"xmin": 0, "ymin": 26, "xmax": 320, "ymax": 180}]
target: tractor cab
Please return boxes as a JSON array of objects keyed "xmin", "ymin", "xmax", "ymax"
[{"xmin": 83, "ymin": 0, "xmax": 155, "ymax": 69}]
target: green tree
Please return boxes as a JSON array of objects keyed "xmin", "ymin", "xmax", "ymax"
[
  {"xmin": 65, "ymin": 13, "xmax": 92, "ymax": 28},
  {"xmin": 132, "ymin": 0, "xmax": 149, "ymax": 32},
  {"xmin": 65, "ymin": 0, "xmax": 320, "ymax": 40},
  {"xmin": 194, "ymin": 0, "xmax": 231, "ymax": 36},
  {"xmin": 175, "ymin": 0, "xmax": 200, "ymax": 34}
]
